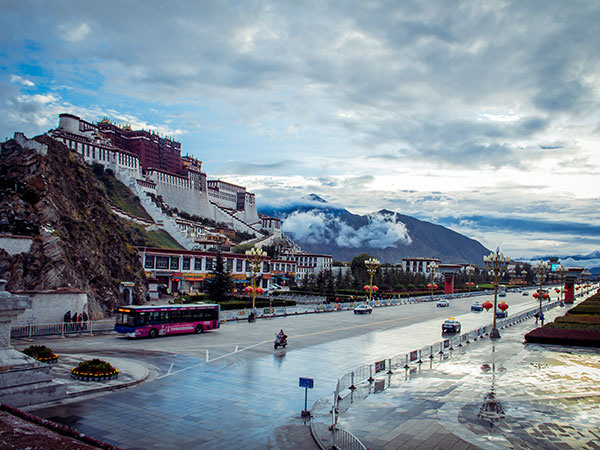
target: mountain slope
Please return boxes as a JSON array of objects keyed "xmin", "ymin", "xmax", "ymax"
[
  {"xmin": 0, "ymin": 135, "xmax": 147, "ymax": 317},
  {"xmin": 260, "ymin": 195, "xmax": 489, "ymax": 264}
]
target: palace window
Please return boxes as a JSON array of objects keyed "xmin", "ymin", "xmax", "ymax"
[
  {"xmin": 170, "ymin": 257, "xmax": 179, "ymax": 270},
  {"xmin": 194, "ymin": 257, "xmax": 203, "ymax": 271},
  {"xmin": 182, "ymin": 257, "xmax": 190, "ymax": 271},
  {"xmin": 156, "ymin": 256, "xmax": 169, "ymax": 269},
  {"xmin": 144, "ymin": 255, "xmax": 155, "ymax": 269}
]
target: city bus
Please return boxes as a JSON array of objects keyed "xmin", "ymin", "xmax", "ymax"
[{"xmin": 115, "ymin": 304, "xmax": 220, "ymax": 338}]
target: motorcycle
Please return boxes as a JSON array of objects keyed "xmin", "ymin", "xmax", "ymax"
[{"xmin": 274, "ymin": 333, "xmax": 288, "ymax": 349}]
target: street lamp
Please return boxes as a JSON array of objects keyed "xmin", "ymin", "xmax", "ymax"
[
  {"xmin": 555, "ymin": 265, "xmax": 567, "ymax": 305},
  {"xmin": 483, "ymin": 248, "xmax": 510, "ymax": 339},
  {"xmin": 364, "ymin": 257, "xmax": 380, "ymax": 301},
  {"xmin": 427, "ymin": 262, "xmax": 439, "ymax": 300},
  {"xmin": 465, "ymin": 265, "xmax": 475, "ymax": 293},
  {"xmin": 245, "ymin": 246, "xmax": 268, "ymax": 310},
  {"xmin": 532, "ymin": 260, "xmax": 549, "ymax": 325}
]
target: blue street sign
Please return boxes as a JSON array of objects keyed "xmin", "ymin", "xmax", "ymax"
[{"xmin": 299, "ymin": 377, "xmax": 314, "ymax": 389}]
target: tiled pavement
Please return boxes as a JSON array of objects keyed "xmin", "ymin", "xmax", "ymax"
[{"xmin": 311, "ymin": 302, "xmax": 600, "ymax": 449}]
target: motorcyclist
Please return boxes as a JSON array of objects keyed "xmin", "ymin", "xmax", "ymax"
[
  {"xmin": 248, "ymin": 311, "xmax": 256, "ymax": 323},
  {"xmin": 276, "ymin": 329, "xmax": 287, "ymax": 343}
]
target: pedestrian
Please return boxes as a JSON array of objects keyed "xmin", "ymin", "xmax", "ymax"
[
  {"xmin": 76, "ymin": 313, "xmax": 83, "ymax": 330},
  {"xmin": 534, "ymin": 312, "xmax": 539, "ymax": 324},
  {"xmin": 64, "ymin": 311, "xmax": 71, "ymax": 331},
  {"xmin": 82, "ymin": 311, "xmax": 88, "ymax": 330}
]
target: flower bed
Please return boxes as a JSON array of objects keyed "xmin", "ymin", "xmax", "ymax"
[
  {"xmin": 72, "ymin": 358, "xmax": 119, "ymax": 381},
  {"xmin": 525, "ymin": 292, "xmax": 600, "ymax": 347},
  {"xmin": 22, "ymin": 345, "xmax": 59, "ymax": 363},
  {"xmin": 524, "ymin": 327, "xmax": 600, "ymax": 347}
]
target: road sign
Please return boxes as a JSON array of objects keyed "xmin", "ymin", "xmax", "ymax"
[
  {"xmin": 299, "ymin": 377, "xmax": 314, "ymax": 389},
  {"xmin": 299, "ymin": 377, "xmax": 314, "ymax": 417}
]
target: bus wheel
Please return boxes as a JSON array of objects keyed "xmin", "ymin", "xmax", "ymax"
[
  {"xmin": 195, "ymin": 325, "xmax": 203, "ymax": 334},
  {"xmin": 149, "ymin": 328, "xmax": 158, "ymax": 338}
]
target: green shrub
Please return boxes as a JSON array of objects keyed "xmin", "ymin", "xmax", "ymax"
[
  {"xmin": 76, "ymin": 359, "xmax": 115, "ymax": 374},
  {"xmin": 22, "ymin": 345, "xmax": 55, "ymax": 360}
]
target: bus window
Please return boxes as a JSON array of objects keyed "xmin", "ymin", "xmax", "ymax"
[
  {"xmin": 170, "ymin": 310, "xmax": 181, "ymax": 323},
  {"xmin": 148, "ymin": 311, "xmax": 160, "ymax": 324},
  {"xmin": 135, "ymin": 312, "xmax": 147, "ymax": 326}
]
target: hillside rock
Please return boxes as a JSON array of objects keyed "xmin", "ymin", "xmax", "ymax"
[{"xmin": 0, "ymin": 135, "xmax": 147, "ymax": 318}]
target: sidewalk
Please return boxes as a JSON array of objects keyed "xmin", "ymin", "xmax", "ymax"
[
  {"xmin": 310, "ymin": 301, "xmax": 600, "ymax": 449},
  {"xmin": 0, "ymin": 355, "xmax": 150, "ymax": 449}
]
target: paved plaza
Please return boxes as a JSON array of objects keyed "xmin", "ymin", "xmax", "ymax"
[{"xmin": 311, "ymin": 302, "xmax": 600, "ymax": 449}]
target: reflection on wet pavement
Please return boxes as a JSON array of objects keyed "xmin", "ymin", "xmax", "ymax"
[{"xmin": 332, "ymin": 304, "xmax": 600, "ymax": 449}]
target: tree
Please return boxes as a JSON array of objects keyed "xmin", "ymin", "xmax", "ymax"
[
  {"xmin": 350, "ymin": 253, "xmax": 374, "ymax": 289},
  {"xmin": 206, "ymin": 252, "xmax": 233, "ymax": 301}
]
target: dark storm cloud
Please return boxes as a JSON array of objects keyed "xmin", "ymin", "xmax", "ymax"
[{"xmin": 226, "ymin": 160, "xmax": 303, "ymax": 174}]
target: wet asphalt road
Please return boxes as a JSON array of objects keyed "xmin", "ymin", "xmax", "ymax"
[{"xmin": 20, "ymin": 290, "xmax": 547, "ymax": 449}]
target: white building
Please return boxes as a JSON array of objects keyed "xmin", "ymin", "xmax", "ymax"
[{"xmin": 280, "ymin": 252, "xmax": 333, "ymax": 280}]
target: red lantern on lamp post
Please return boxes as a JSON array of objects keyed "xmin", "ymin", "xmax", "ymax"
[
  {"xmin": 482, "ymin": 301, "xmax": 493, "ymax": 311},
  {"xmin": 244, "ymin": 286, "xmax": 253, "ymax": 295},
  {"xmin": 498, "ymin": 302, "xmax": 508, "ymax": 312},
  {"xmin": 372, "ymin": 286, "xmax": 379, "ymax": 293}
]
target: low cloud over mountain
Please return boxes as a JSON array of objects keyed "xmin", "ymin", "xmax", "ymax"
[{"xmin": 260, "ymin": 194, "xmax": 489, "ymax": 264}]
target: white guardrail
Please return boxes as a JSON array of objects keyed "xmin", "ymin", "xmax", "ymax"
[{"xmin": 9, "ymin": 292, "xmax": 487, "ymax": 339}]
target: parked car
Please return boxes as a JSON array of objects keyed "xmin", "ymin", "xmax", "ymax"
[
  {"xmin": 471, "ymin": 301, "xmax": 483, "ymax": 311},
  {"xmin": 442, "ymin": 318, "xmax": 461, "ymax": 333},
  {"xmin": 436, "ymin": 299, "xmax": 450, "ymax": 307},
  {"xmin": 354, "ymin": 304, "xmax": 373, "ymax": 314},
  {"xmin": 495, "ymin": 309, "xmax": 508, "ymax": 318}
]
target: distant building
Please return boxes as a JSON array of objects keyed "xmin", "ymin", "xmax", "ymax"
[
  {"xmin": 139, "ymin": 247, "xmax": 297, "ymax": 294},
  {"xmin": 402, "ymin": 257, "xmax": 442, "ymax": 276},
  {"xmin": 280, "ymin": 251, "xmax": 333, "ymax": 280}
]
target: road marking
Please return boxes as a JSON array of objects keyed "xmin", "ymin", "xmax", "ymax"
[
  {"xmin": 167, "ymin": 362, "xmax": 173, "ymax": 376},
  {"xmin": 156, "ymin": 339, "xmax": 272, "ymax": 379}
]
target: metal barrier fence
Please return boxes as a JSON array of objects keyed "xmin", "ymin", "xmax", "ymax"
[
  {"xmin": 11, "ymin": 319, "xmax": 116, "ymax": 339},
  {"xmin": 327, "ymin": 300, "xmax": 561, "ymax": 449},
  {"xmin": 331, "ymin": 427, "xmax": 367, "ymax": 450}
]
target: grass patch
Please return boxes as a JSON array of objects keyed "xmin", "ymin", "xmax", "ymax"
[{"xmin": 93, "ymin": 165, "xmax": 153, "ymax": 221}]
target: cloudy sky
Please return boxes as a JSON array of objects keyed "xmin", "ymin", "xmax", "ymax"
[{"xmin": 1, "ymin": 1, "xmax": 599, "ymax": 260}]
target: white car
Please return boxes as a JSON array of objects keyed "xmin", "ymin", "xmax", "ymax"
[
  {"xmin": 436, "ymin": 299, "xmax": 450, "ymax": 307},
  {"xmin": 354, "ymin": 304, "xmax": 373, "ymax": 314}
]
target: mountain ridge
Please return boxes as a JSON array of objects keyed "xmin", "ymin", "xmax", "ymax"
[{"xmin": 260, "ymin": 194, "xmax": 490, "ymax": 264}]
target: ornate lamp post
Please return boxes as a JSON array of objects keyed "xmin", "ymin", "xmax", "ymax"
[
  {"xmin": 483, "ymin": 248, "xmax": 510, "ymax": 339},
  {"xmin": 465, "ymin": 265, "xmax": 475, "ymax": 293},
  {"xmin": 364, "ymin": 257, "xmax": 380, "ymax": 301},
  {"xmin": 532, "ymin": 260, "xmax": 549, "ymax": 325},
  {"xmin": 428, "ymin": 262, "xmax": 439, "ymax": 300},
  {"xmin": 555, "ymin": 265, "xmax": 566, "ymax": 305},
  {"xmin": 245, "ymin": 246, "xmax": 268, "ymax": 310}
]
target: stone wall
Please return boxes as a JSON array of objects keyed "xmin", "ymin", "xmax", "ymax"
[{"xmin": 11, "ymin": 290, "xmax": 88, "ymax": 325}]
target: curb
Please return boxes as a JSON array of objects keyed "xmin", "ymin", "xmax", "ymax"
[{"xmin": 66, "ymin": 366, "xmax": 151, "ymax": 400}]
